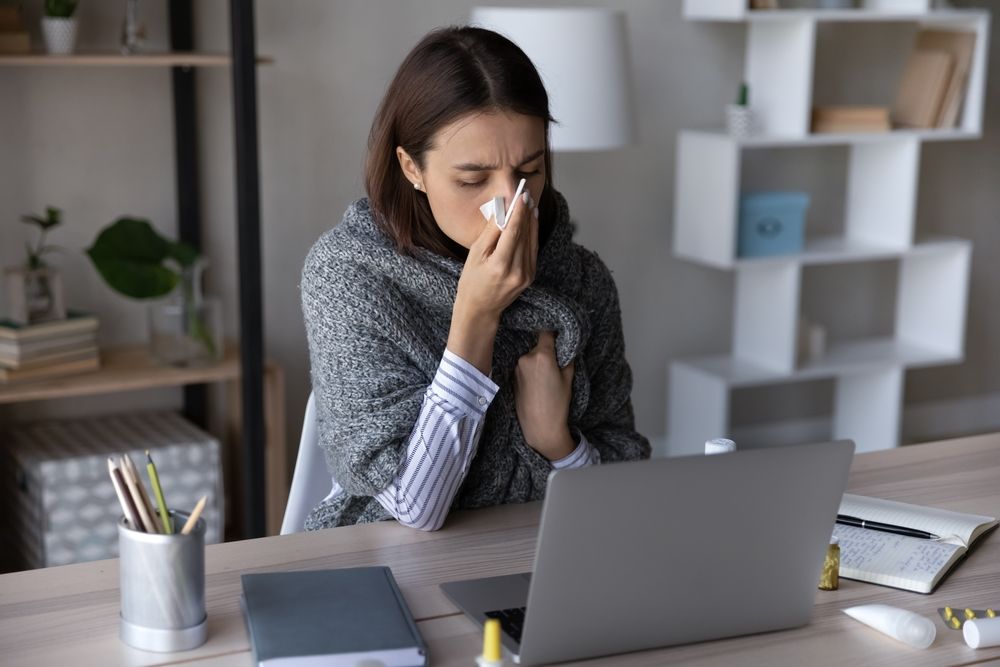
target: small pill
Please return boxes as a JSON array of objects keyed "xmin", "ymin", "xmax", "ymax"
[
  {"xmin": 950, "ymin": 616, "xmax": 962, "ymax": 629},
  {"xmin": 987, "ymin": 609, "xmax": 996, "ymax": 618},
  {"xmin": 944, "ymin": 606, "xmax": 954, "ymax": 620},
  {"xmin": 965, "ymin": 608, "xmax": 977, "ymax": 620}
]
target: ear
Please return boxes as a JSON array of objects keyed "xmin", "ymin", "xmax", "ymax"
[{"xmin": 396, "ymin": 147, "xmax": 423, "ymax": 189}]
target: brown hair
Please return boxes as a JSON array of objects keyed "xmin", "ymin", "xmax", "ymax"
[{"xmin": 364, "ymin": 26, "xmax": 556, "ymax": 260}]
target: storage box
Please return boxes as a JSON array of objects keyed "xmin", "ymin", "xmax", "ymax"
[
  {"xmin": 737, "ymin": 191, "xmax": 810, "ymax": 258},
  {"xmin": 0, "ymin": 411, "xmax": 224, "ymax": 569}
]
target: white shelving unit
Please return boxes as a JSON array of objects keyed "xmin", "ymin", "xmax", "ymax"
[{"xmin": 667, "ymin": 0, "xmax": 988, "ymax": 456}]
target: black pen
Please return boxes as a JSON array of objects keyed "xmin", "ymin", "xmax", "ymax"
[{"xmin": 836, "ymin": 514, "xmax": 939, "ymax": 540}]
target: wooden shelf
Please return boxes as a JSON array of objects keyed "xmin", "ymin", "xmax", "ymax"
[
  {"xmin": 0, "ymin": 52, "xmax": 274, "ymax": 68},
  {"xmin": 0, "ymin": 340, "xmax": 289, "ymax": 536},
  {"xmin": 0, "ymin": 342, "xmax": 243, "ymax": 404}
]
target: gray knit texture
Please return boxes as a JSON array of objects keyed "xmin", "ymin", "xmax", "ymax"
[{"xmin": 301, "ymin": 190, "xmax": 650, "ymax": 530}]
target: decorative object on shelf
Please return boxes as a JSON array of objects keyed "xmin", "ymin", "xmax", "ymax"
[
  {"xmin": 797, "ymin": 317, "xmax": 828, "ymax": 367},
  {"xmin": 812, "ymin": 106, "xmax": 890, "ymax": 133},
  {"xmin": 0, "ymin": 410, "xmax": 223, "ymax": 569},
  {"xmin": 0, "ymin": 311, "xmax": 100, "ymax": 384},
  {"xmin": 41, "ymin": 0, "xmax": 78, "ymax": 55},
  {"xmin": 120, "ymin": 0, "xmax": 144, "ymax": 55},
  {"xmin": 726, "ymin": 82, "xmax": 755, "ymax": 138},
  {"xmin": 4, "ymin": 206, "xmax": 67, "ymax": 325},
  {"xmin": 749, "ymin": 0, "xmax": 779, "ymax": 9},
  {"xmin": 0, "ymin": 2, "xmax": 30, "ymax": 54},
  {"xmin": 894, "ymin": 29, "xmax": 976, "ymax": 129},
  {"xmin": 86, "ymin": 217, "xmax": 222, "ymax": 367},
  {"xmin": 737, "ymin": 191, "xmax": 809, "ymax": 258}
]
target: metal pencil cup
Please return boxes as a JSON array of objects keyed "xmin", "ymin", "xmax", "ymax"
[{"xmin": 118, "ymin": 511, "xmax": 208, "ymax": 652}]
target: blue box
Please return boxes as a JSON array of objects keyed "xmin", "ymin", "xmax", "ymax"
[{"xmin": 737, "ymin": 191, "xmax": 810, "ymax": 258}]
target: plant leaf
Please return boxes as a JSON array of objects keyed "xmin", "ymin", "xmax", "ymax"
[{"xmin": 86, "ymin": 218, "xmax": 179, "ymax": 299}]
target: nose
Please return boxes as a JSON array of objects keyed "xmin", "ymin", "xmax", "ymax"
[{"xmin": 501, "ymin": 176, "xmax": 519, "ymax": 203}]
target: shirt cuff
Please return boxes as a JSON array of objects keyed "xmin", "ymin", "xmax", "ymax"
[
  {"xmin": 432, "ymin": 348, "xmax": 500, "ymax": 418},
  {"xmin": 551, "ymin": 430, "xmax": 597, "ymax": 470}
]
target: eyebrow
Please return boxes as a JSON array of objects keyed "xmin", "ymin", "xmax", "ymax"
[{"xmin": 452, "ymin": 148, "xmax": 545, "ymax": 172}]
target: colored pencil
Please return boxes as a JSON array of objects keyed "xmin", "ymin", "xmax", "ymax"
[
  {"xmin": 146, "ymin": 451, "xmax": 173, "ymax": 534},
  {"xmin": 108, "ymin": 458, "xmax": 143, "ymax": 531},
  {"xmin": 181, "ymin": 495, "xmax": 207, "ymax": 535}
]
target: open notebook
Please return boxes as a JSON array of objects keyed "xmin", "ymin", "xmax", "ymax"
[{"xmin": 833, "ymin": 494, "xmax": 999, "ymax": 594}]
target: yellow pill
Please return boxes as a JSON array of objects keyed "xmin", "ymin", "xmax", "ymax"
[
  {"xmin": 944, "ymin": 606, "xmax": 954, "ymax": 620},
  {"xmin": 950, "ymin": 617, "xmax": 962, "ymax": 629},
  {"xmin": 988, "ymin": 609, "xmax": 997, "ymax": 618},
  {"xmin": 965, "ymin": 608, "xmax": 977, "ymax": 620}
]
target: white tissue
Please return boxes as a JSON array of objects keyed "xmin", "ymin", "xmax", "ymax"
[
  {"xmin": 479, "ymin": 178, "xmax": 527, "ymax": 231},
  {"xmin": 480, "ymin": 196, "xmax": 506, "ymax": 230}
]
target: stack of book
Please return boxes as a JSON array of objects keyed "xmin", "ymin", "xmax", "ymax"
[
  {"xmin": 0, "ymin": 5, "xmax": 29, "ymax": 55},
  {"xmin": 811, "ymin": 106, "xmax": 891, "ymax": 134},
  {"xmin": 0, "ymin": 312, "xmax": 100, "ymax": 383},
  {"xmin": 893, "ymin": 29, "xmax": 977, "ymax": 129}
]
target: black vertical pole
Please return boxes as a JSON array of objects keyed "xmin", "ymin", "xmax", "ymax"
[
  {"xmin": 168, "ymin": 0, "xmax": 208, "ymax": 430},
  {"xmin": 229, "ymin": 0, "xmax": 266, "ymax": 538}
]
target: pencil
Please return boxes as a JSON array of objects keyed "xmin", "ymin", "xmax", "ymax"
[
  {"xmin": 181, "ymin": 495, "xmax": 207, "ymax": 535},
  {"xmin": 146, "ymin": 451, "xmax": 173, "ymax": 534},
  {"xmin": 122, "ymin": 453, "xmax": 162, "ymax": 533},
  {"xmin": 119, "ymin": 455, "xmax": 156, "ymax": 533},
  {"xmin": 108, "ymin": 458, "xmax": 143, "ymax": 531}
]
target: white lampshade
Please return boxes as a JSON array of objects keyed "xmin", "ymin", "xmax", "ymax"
[{"xmin": 471, "ymin": 7, "xmax": 636, "ymax": 152}]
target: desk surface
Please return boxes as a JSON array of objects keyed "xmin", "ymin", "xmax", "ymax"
[{"xmin": 3, "ymin": 433, "xmax": 1000, "ymax": 666}]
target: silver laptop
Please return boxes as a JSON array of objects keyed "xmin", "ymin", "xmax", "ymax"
[{"xmin": 441, "ymin": 439, "xmax": 855, "ymax": 665}]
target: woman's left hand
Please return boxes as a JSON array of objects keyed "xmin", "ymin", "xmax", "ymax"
[{"xmin": 514, "ymin": 331, "xmax": 576, "ymax": 461}]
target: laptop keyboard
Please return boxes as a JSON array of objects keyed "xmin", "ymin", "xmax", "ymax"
[{"xmin": 485, "ymin": 607, "xmax": 527, "ymax": 644}]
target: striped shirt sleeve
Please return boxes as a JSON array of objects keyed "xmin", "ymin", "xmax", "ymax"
[
  {"xmin": 372, "ymin": 348, "xmax": 499, "ymax": 531},
  {"xmin": 550, "ymin": 429, "xmax": 601, "ymax": 470}
]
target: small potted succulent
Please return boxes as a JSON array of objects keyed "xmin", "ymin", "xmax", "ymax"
[
  {"xmin": 3, "ymin": 206, "xmax": 68, "ymax": 325},
  {"xmin": 42, "ymin": 0, "xmax": 79, "ymax": 55},
  {"xmin": 726, "ymin": 82, "xmax": 755, "ymax": 138},
  {"xmin": 87, "ymin": 217, "xmax": 222, "ymax": 366}
]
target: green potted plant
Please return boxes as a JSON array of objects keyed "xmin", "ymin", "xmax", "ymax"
[
  {"xmin": 42, "ymin": 0, "xmax": 79, "ymax": 55},
  {"xmin": 86, "ymin": 217, "xmax": 221, "ymax": 366},
  {"xmin": 726, "ymin": 82, "xmax": 755, "ymax": 138},
  {"xmin": 3, "ymin": 206, "xmax": 68, "ymax": 325}
]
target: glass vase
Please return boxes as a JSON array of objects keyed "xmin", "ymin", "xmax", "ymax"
[{"xmin": 148, "ymin": 262, "xmax": 222, "ymax": 367}]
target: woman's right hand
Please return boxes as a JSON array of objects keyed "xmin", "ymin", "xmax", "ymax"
[{"xmin": 447, "ymin": 191, "xmax": 539, "ymax": 376}]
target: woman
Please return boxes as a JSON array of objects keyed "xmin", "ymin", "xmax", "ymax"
[{"xmin": 301, "ymin": 26, "xmax": 650, "ymax": 531}]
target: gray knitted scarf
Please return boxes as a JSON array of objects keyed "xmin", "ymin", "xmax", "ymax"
[{"xmin": 301, "ymin": 190, "xmax": 650, "ymax": 530}]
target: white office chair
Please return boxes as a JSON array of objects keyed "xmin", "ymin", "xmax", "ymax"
[{"xmin": 280, "ymin": 392, "xmax": 333, "ymax": 534}]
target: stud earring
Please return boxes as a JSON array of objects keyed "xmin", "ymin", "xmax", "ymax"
[{"xmin": 414, "ymin": 183, "xmax": 422, "ymax": 191}]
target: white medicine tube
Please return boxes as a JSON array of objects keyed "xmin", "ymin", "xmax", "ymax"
[
  {"xmin": 705, "ymin": 438, "xmax": 736, "ymax": 455},
  {"xmin": 964, "ymin": 617, "xmax": 1000, "ymax": 649},
  {"xmin": 843, "ymin": 605, "xmax": 936, "ymax": 650}
]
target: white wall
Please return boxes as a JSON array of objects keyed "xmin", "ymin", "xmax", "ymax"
[{"xmin": 2, "ymin": 1, "xmax": 998, "ymax": 458}]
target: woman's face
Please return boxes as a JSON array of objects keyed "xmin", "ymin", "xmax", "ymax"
[{"xmin": 397, "ymin": 110, "xmax": 547, "ymax": 249}]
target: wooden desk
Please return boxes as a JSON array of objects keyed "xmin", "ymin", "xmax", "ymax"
[{"xmin": 2, "ymin": 433, "xmax": 1000, "ymax": 666}]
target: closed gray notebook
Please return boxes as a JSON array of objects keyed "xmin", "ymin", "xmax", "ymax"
[{"xmin": 241, "ymin": 567, "xmax": 427, "ymax": 667}]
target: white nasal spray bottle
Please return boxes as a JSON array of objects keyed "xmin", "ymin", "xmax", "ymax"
[
  {"xmin": 479, "ymin": 178, "xmax": 527, "ymax": 230},
  {"xmin": 843, "ymin": 604, "xmax": 936, "ymax": 649}
]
